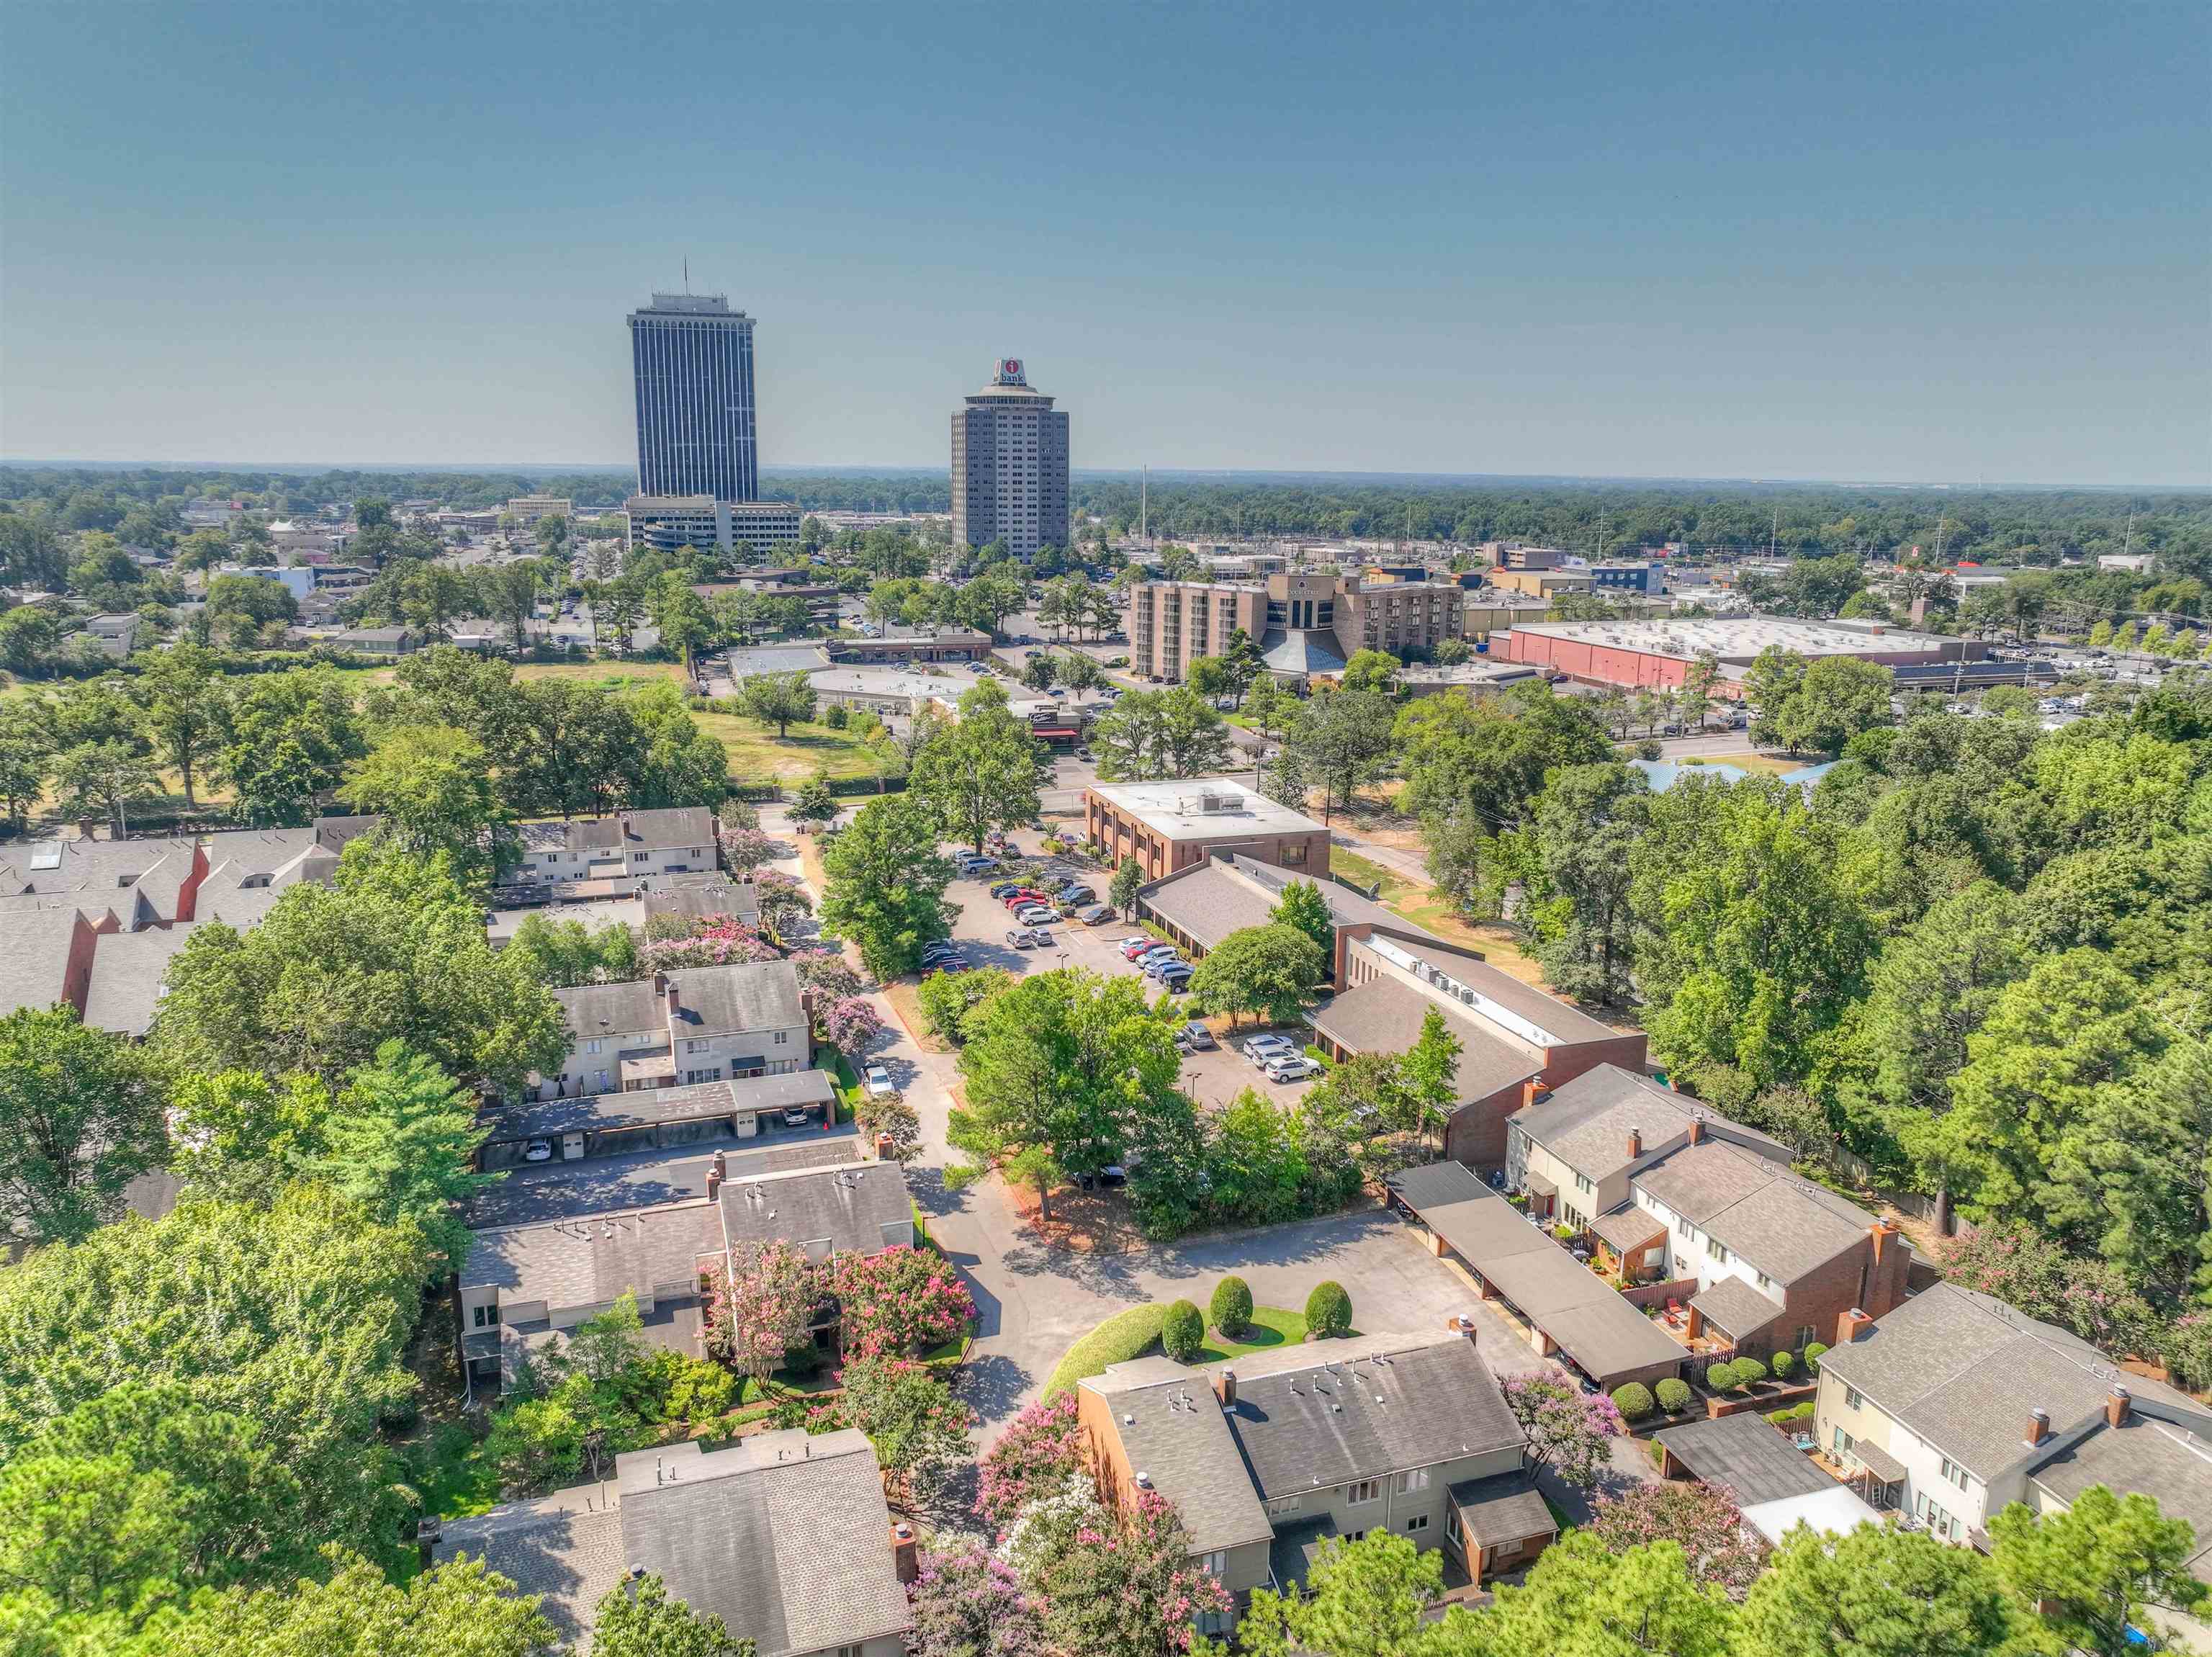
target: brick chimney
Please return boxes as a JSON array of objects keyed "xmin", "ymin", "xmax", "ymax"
[
  {"xmin": 706, "ymin": 1149, "xmax": 727, "ymax": 1201},
  {"xmin": 1626, "ymin": 1126, "xmax": 1642, "ymax": 1160},
  {"xmin": 1837, "ymin": 1307, "xmax": 1874, "ymax": 1345},
  {"xmin": 2025, "ymin": 1407, "xmax": 2050, "ymax": 1447},
  {"xmin": 1447, "ymin": 1313, "xmax": 1479, "ymax": 1347},
  {"xmin": 417, "ymin": 1517, "xmax": 443, "ymax": 1574},
  {"xmin": 665, "ymin": 978, "xmax": 680, "ymax": 1021},
  {"xmin": 1519, "ymin": 1079, "xmax": 1543, "ymax": 1113},
  {"xmin": 1686, "ymin": 1118, "xmax": 1705, "ymax": 1146},
  {"xmin": 1215, "ymin": 1369, "xmax": 1238, "ymax": 1406},
  {"xmin": 891, "ymin": 1522, "xmax": 918, "ymax": 1584},
  {"xmin": 2107, "ymin": 1386, "xmax": 2131, "ymax": 1428},
  {"xmin": 1869, "ymin": 1218, "xmax": 1896, "ymax": 1269}
]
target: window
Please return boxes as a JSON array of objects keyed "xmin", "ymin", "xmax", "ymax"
[
  {"xmin": 1940, "ymin": 1458, "xmax": 1969, "ymax": 1491},
  {"xmin": 1398, "ymin": 1468, "xmax": 1431, "ymax": 1495},
  {"xmin": 685, "ymin": 1067, "xmax": 721, "ymax": 1085},
  {"xmin": 584, "ymin": 1038, "xmax": 603, "ymax": 1055},
  {"xmin": 472, "ymin": 1301, "xmax": 497, "ymax": 1329},
  {"xmin": 1446, "ymin": 1506, "xmax": 1464, "ymax": 1545},
  {"xmin": 1754, "ymin": 1271, "xmax": 1774, "ymax": 1292},
  {"xmin": 1833, "ymin": 1427, "xmax": 1854, "ymax": 1455},
  {"xmin": 1403, "ymin": 1514, "xmax": 1430, "ymax": 1533},
  {"xmin": 685, "ymin": 1039, "xmax": 709, "ymax": 1054},
  {"xmin": 773, "ymin": 1030, "xmax": 788, "ymax": 1045},
  {"xmin": 1915, "ymin": 1492, "xmax": 1960, "ymax": 1540},
  {"xmin": 1198, "ymin": 1550, "xmax": 1227, "ymax": 1578},
  {"xmin": 1677, "ymin": 1216, "xmax": 1693, "ymax": 1237},
  {"xmin": 1266, "ymin": 1496, "xmax": 1303, "ymax": 1517},
  {"xmin": 1707, "ymin": 1238, "xmax": 1730, "ymax": 1264},
  {"xmin": 1794, "ymin": 1325, "xmax": 1817, "ymax": 1349},
  {"xmin": 1347, "ymin": 1479, "xmax": 1381, "ymax": 1505},
  {"xmin": 1844, "ymin": 1388, "xmax": 1863, "ymax": 1411},
  {"xmin": 1574, "ymin": 1172, "xmax": 1593, "ymax": 1195}
]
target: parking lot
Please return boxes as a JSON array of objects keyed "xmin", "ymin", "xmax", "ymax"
[{"xmin": 931, "ymin": 837, "xmax": 1322, "ymax": 1110}]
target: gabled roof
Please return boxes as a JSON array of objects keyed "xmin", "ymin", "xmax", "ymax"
[
  {"xmin": 1216, "ymin": 1330, "xmax": 1524, "ymax": 1500},
  {"xmin": 1633, "ymin": 1141, "xmax": 1877, "ymax": 1286},
  {"xmin": 1817, "ymin": 1283, "xmax": 2208, "ymax": 1481},
  {"xmin": 619, "ymin": 1431, "xmax": 910, "ymax": 1657},
  {"xmin": 1512, "ymin": 1064, "xmax": 1730, "ymax": 1182},
  {"xmin": 83, "ymin": 924, "xmax": 201, "ymax": 1036},
  {"xmin": 434, "ymin": 1485, "xmax": 626, "ymax": 1651},
  {"xmin": 1688, "ymin": 1275, "xmax": 1784, "ymax": 1342},
  {"xmin": 1082, "ymin": 1359, "xmax": 1273, "ymax": 1554},
  {"xmin": 1311, "ymin": 979, "xmax": 1546, "ymax": 1103},
  {"xmin": 0, "ymin": 902, "xmax": 103, "ymax": 1018},
  {"xmin": 518, "ymin": 808, "xmax": 718, "ymax": 856},
  {"xmin": 2031, "ymin": 1416, "xmax": 2212, "ymax": 1581},
  {"xmin": 1140, "ymin": 853, "xmax": 1407, "ymax": 953}
]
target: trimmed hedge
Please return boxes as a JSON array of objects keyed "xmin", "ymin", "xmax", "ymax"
[
  {"xmin": 1655, "ymin": 1378, "xmax": 1692, "ymax": 1414},
  {"xmin": 1611, "ymin": 1383, "xmax": 1655, "ymax": 1422},
  {"xmin": 1210, "ymin": 1276, "xmax": 1254, "ymax": 1341},
  {"xmin": 1770, "ymin": 1350, "xmax": 1797, "ymax": 1380},
  {"xmin": 1804, "ymin": 1341, "xmax": 1828, "ymax": 1373},
  {"xmin": 1705, "ymin": 1360, "xmax": 1741, "ymax": 1392},
  {"xmin": 1306, "ymin": 1280, "xmax": 1353, "ymax": 1339},
  {"xmin": 1732, "ymin": 1355, "xmax": 1768, "ymax": 1386},
  {"xmin": 1162, "ymin": 1299, "xmax": 1205, "ymax": 1362},
  {"xmin": 1043, "ymin": 1305, "xmax": 1170, "ymax": 1399}
]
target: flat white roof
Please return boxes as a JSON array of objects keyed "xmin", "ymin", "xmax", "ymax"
[
  {"xmin": 1508, "ymin": 618, "xmax": 1956, "ymax": 663},
  {"xmin": 1740, "ymin": 1485, "xmax": 1885, "ymax": 1546},
  {"xmin": 809, "ymin": 667, "xmax": 956, "ymax": 701},
  {"xmin": 1087, "ymin": 779, "xmax": 1325, "ymax": 841}
]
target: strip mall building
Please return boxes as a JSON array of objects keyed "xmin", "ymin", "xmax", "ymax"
[{"xmin": 1498, "ymin": 619, "xmax": 1981, "ymax": 697}]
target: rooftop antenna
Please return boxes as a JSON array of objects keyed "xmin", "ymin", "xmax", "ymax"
[{"xmin": 683, "ymin": 256, "xmax": 689, "ymax": 293}]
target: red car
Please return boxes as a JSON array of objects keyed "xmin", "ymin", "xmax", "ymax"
[
  {"xmin": 1119, "ymin": 936, "xmax": 1159, "ymax": 959},
  {"xmin": 1002, "ymin": 889, "xmax": 1046, "ymax": 909}
]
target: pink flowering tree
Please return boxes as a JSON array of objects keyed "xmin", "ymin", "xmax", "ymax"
[
  {"xmin": 793, "ymin": 949, "xmax": 865, "ymax": 1016},
  {"xmin": 643, "ymin": 916, "xmax": 781, "ymax": 971},
  {"xmin": 755, "ymin": 868, "xmax": 813, "ymax": 931},
  {"xmin": 1941, "ymin": 1224, "xmax": 2162, "ymax": 1357},
  {"xmin": 909, "ymin": 1545, "xmax": 1046, "ymax": 1657},
  {"xmin": 721, "ymin": 825, "xmax": 782, "ymax": 871},
  {"xmin": 819, "ymin": 994, "xmax": 885, "ymax": 1051},
  {"xmin": 1501, "ymin": 1365, "xmax": 1625, "ymax": 1488},
  {"xmin": 1586, "ymin": 1481, "xmax": 1765, "ymax": 1597},
  {"xmin": 704, "ymin": 1241, "xmax": 822, "ymax": 1384},
  {"xmin": 976, "ymin": 1393, "xmax": 1089, "ymax": 1532},
  {"xmin": 1022, "ymin": 1483, "xmax": 1231, "ymax": 1653},
  {"xmin": 832, "ymin": 1246, "xmax": 975, "ymax": 1360}
]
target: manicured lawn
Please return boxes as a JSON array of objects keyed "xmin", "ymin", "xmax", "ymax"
[
  {"xmin": 1046, "ymin": 1303, "xmax": 1321, "ymax": 1396},
  {"xmin": 1195, "ymin": 1305, "xmax": 1307, "ymax": 1364},
  {"xmin": 707, "ymin": 714, "xmax": 902, "ymax": 783}
]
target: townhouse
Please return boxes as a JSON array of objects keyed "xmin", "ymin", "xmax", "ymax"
[
  {"xmin": 1506, "ymin": 1064, "xmax": 1911, "ymax": 1363},
  {"xmin": 1814, "ymin": 1283, "xmax": 2212, "ymax": 1565},
  {"xmin": 1076, "ymin": 1326, "xmax": 1548, "ymax": 1633},
  {"xmin": 540, "ymin": 961, "xmax": 809, "ymax": 1099},
  {"xmin": 430, "ymin": 1428, "xmax": 912, "ymax": 1656},
  {"xmin": 1314, "ymin": 929, "xmax": 1647, "ymax": 1169},
  {"xmin": 507, "ymin": 807, "xmax": 719, "ymax": 899}
]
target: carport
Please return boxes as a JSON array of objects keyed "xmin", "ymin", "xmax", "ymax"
[
  {"xmin": 1388, "ymin": 1163, "xmax": 1684, "ymax": 1391},
  {"xmin": 1651, "ymin": 1411, "xmax": 1839, "ymax": 1505},
  {"xmin": 476, "ymin": 1072, "xmax": 837, "ymax": 1170}
]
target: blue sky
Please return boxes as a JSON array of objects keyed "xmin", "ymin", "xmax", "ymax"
[{"xmin": 3, "ymin": 1, "xmax": 2206, "ymax": 483}]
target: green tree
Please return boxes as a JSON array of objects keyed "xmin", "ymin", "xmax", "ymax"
[
  {"xmin": 217, "ymin": 668, "xmax": 366, "ymax": 826},
  {"xmin": 1187, "ymin": 923, "xmax": 1328, "ymax": 1028},
  {"xmin": 338, "ymin": 723, "xmax": 511, "ymax": 886},
  {"xmin": 506, "ymin": 913, "xmax": 641, "ymax": 988},
  {"xmin": 1021, "ymin": 651, "xmax": 1059, "ymax": 693},
  {"xmin": 788, "ymin": 777, "xmax": 839, "ymax": 827},
  {"xmin": 152, "ymin": 1548, "xmax": 560, "ymax": 1657},
  {"xmin": 819, "ymin": 792, "xmax": 956, "ymax": 978},
  {"xmin": 835, "ymin": 1357, "xmax": 974, "ymax": 1497},
  {"xmin": 48, "ymin": 737, "xmax": 161, "ymax": 837},
  {"xmin": 737, "ymin": 670, "xmax": 817, "ymax": 737},
  {"xmin": 1288, "ymin": 688, "xmax": 1398, "ymax": 821},
  {"xmin": 0, "ymin": 1007, "xmax": 169, "ymax": 1244},
  {"xmin": 1219, "ymin": 627, "xmax": 1266, "ymax": 704},
  {"xmin": 1338, "ymin": 649, "xmax": 1402, "ymax": 694},
  {"xmin": 1526, "ymin": 761, "xmax": 1651, "ymax": 1004},
  {"xmin": 652, "ymin": 573, "xmax": 715, "ymax": 673},
  {"xmin": 1741, "ymin": 646, "xmax": 1809, "ymax": 746},
  {"xmin": 909, "ymin": 679, "xmax": 1046, "ymax": 851},
  {"xmin": 1738, "ymin": 1521, "xmax": 2037, "ymax": 1657},
  {"xmin": 0, "ymin": 700, "xmax": 53, "ymax": 830},
  {"xmin": 1089, "ymin": 686, "xmax": 1234, "ymax": 780},
  {"xmin": 950, "ymin": 969, "xmax": 1187, "ymax": 1206},
  {"xmin": 132, "ymin": 644, "xmax": 229, "ymax": 809},
  {"xmin": 1395, "ymin": 681, "xmax": 1609, "ymax": 828},
  {"xmin": 591, "ymin": 1571, "xmax": 752, "ymax": 1657},
  {"xmin": 1475, "ymin": 1531, "xmax": 1736, "ymax": 1657},
  {"xmin": 1991, "ymin": 1485, "xmax": 2207, "ymax": 1656},
  {"xmin": 155, "ymin": 839, "xmax": 567, "ymax": 1095},
  {"xmin": 0, "ymin": 604, "xmax": 60, "ymax": 674},
  {"xmin": 1239, "ymin": 1532, "xmax": 1445, "ymax": 1657},
  {"xmin": 1779, "ymin": 655, "xmax": 1894, "ymax": 755},
  {"xmin": 308, "ymin": 1041, "xmax": 493, "ymax": 1275},
  {"xmin": 1270, "ymin": 877, "xmax": 1337, "ymax": 954},
  {"xmin": 1396, "ymin": 1004, "xmax": 1462, "ymax": 1156},
  {"xmin": 1110, "ymin": 855, "xmax": 1145, "ymax": 916}
]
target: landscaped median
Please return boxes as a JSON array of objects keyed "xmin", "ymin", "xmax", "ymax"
[{"xmin": 1043, "ymin": 1277, "xmax": 1352, "ymax": 1398}]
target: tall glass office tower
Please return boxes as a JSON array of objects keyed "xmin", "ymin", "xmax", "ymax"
[{"xmin": 628, "ymin": 293, "xmax": 757, "ymax": 501}]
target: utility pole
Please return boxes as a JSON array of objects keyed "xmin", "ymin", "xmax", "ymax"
[{"xmin": 1141, "ymin": 467, "xmax": 1148, "ymax": 549}]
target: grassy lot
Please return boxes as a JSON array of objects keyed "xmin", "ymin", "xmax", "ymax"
[
  {"xmin": 1046, "ymin": 1303, "xmax": 1323, "ymax": 1396},
  {"xmin": 709, "ymin": 713, "xmax": 900, "ymax": 784},
  {"xmin": 1686, "ymin": 750, "xmax": 1802, "ymax": 776}
]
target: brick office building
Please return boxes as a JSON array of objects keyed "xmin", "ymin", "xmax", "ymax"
[{"xmin": 1083, "ymin": 781, "xmax": 1331, "ymax": 883}]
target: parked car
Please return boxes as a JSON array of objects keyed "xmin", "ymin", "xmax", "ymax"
[
  {"xmin": 956, "ymin": 855, "xmax": 998, "ymax": 874},
  {"xmin": 1262, "ymin": 1054, "xmax": 1321, "ymax": 1083},
  {"xmin": 1135, "ymin": 946, "xmax": 1181, "ymax": 968},
  {"xmin": 1039, "ymin": 874, "xmax": 1076, "ymax": 893},
  {"xmin": 1016, "ymin": 905, "xmax": 1057, "ymax": 926},
  {"xmin": 1002, "ymin": 890, "xmax": 1045, "ymax": 910},
  {"xmin": 781, "ymin": 1105, "xmax": 813, "ymax": 1126},
  {"xmin": 1074, "ymin": 903, "xmax": 1115, "ymax": 925},
  {"xmin": 1143, "ymin": 953, "xmax": 1186, "ymax": 979},
  {"xmin": 1118, "ymin": 937, "xmax": 1159, "ymax": 959},
  {"xmin": 1074, "ymin": 1165, "xmax": 1128, "ymax": 1192},
  {"xmin": 920, "ymin": 941, "xmax": 962, "ymax": 963},
  {"xmin": 1156, "ymin": 966, "xmax": 1195, "ymax": 993},
  {"xmin": 522, "ymin": 1138, "xmax": 554, "ymax": 1163},
  {"xmin": 863, "ymin": 1064, "xmax": 896, "ymax": 1098},
  {"xmin": 988, "ymin": 880, "xmax": 1025, "ymax": 899},
  {"xmin": 1178, "ymin": 1022, "xmax": 1216, "ymax": 1050},
  {"xmin": 1243, "ymin": 1034, "xmax": 1297, "ymax": 1064},
  {"xmin": 1007, "ymin": 927, "xmax": 1051, "ymax": 948}
]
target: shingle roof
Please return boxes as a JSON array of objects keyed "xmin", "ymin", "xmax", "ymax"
[
  {"xmin": 1385, "ymin": 1164, "xmax": 1686, "ymax": 1386},
  {"xmin": 1311, "ymin": 980, "xmax": 1546, "ymax": 1103},
  {"xmin": 83, "ymin": 923, "xmax": 200, "ymax": 1036},
  {"xmin": 467, "ymin": 1135, "xmax": 860, "ymax": 1229},
  {"xmin": 640, "ymin": 874, "xmax": 761, "ymax": 926},
  {"xmin": 1216, "ymin": 1331, "xmax": 1524, "ymax": 1499},
  {"xmin": 1817, "ymin": 1283, "xmax": 2207, "ymax": 1481},
  {"xmin": 716, "ymin": 1159, "xmax": 911, "ymax": 1255},
  {"xmin": 485, "ymin": 1072, "xmax": 834, "ymax": 1141},
  {"xmin": 1653, "ymin": 1412, "xmax": 1835, "ymax": 1506},
  {"xmin": 1447, "ymin": 1471, "xmax": 1557, "ymax": 1545},
  {"xmin": 1633, "ymin": 1141, "xmax": 1877, "ymax": 1285},
  {"xmin": 518, "ymin": 808, "xmax": 718, "ymax": 857},
  {"xmin": 1688, "ymin": 1276, "xmax": 1784, "ymax": 1342},
  {"xmin": 1140, "ymin": 854, "xmax": 1408, "ymax": 954},
  {"xmin": 2031, "ymin": 1418, "xmax": 2212, "ymax": 1580},
  {"xmin": 0, "ymin": 903, "xmax": 98, "ymax": 1017},
  {"xmin": 554, "ymin": 976, "xmax": 665, "ymax": 1038},
  {"xmin": 0, "ymin": 837, "xmax": 200, "ymax": 920},
  {"xmin": 1083, "ymin": 1361, "xmax": 1273, "ymax": 1554},
  {"xmin": 667, "ymin": 962, "xmax": 804, "ymax": 1038},
  {"xmin": 434, "ymin": 1486, "xmax": 626, "ymax": 1651},
  {"xmin": 1512, "ymin": 1064, "xmax": 1726, "ymax": 1180},
  {"xmin": 1588, "ymin": 1206, "xmax": 1667, "ymax": 1253},
  {"xmin": 618, "ymin": 1431, "xmax": 909, "ymax": 1657}
]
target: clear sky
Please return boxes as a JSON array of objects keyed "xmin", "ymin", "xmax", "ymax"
[{"xmin": 3, "ymin": 1, "xmax": 2206, "ymax": 484}]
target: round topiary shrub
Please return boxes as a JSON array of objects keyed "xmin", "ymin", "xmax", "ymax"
[
  {"xmin": 1704, "ymin": 1360, "xmax": 1739, "ymax": 1392},
  {"xmin": 1611, "ymin": 1383, "xmax": 1655, "ymax": 1422},
  {"xmin": 1306, "ymin": 1281, "xmax": 1352, "ymax": 1339},
  {"xmin": 1770, "ymin": 1350, "xmax": 1797, "ymax": 1380},
  {"xmin": 1804, "ymin": 1342, "xmax": 1827, "ymax": 1373},
  {"xmin": 1655, "ymin": 1378, "xmax": 1692, "ymax": 1415},
  {"xmin": 1210, "ymin": 1276, "xmax": 1254, "ymax": 1340},
  {"xmin": 1161, "ymin": 1299, "xmax": 1205, "ymax": 1362},
  {"xmin": 1732, "ymin": 1355, "xmax": 1768, "ymax": 1386}
]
